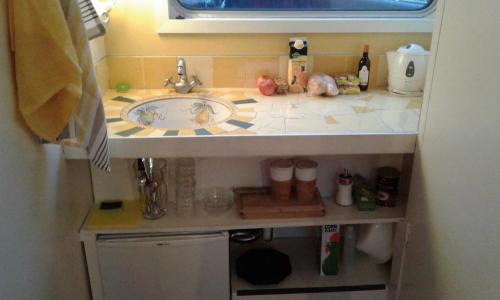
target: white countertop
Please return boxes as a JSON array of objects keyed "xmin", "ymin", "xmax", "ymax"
[{"xmin": 65, "ymin": 88, "xmax": 422, "ymax": 158}]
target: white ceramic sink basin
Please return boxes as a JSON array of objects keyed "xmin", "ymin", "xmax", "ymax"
[{"xmin": 125, "ymin": 97, "xmax": 233, "ymax": 129}]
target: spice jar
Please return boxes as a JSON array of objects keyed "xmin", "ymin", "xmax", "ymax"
[{"xmin": 376, "ymin": 167, "xmax": 400, "ymax": 207}]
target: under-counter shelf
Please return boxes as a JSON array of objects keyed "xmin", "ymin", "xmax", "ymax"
[
  {"xmin": 80, "ymin": 199, "xmax": 405, "ymax": 237},
  {"xmin": 230, "ymin": 237, "xmax": 389, "ymax": 298},
  {"xmin": 65, "ymin": 88, "xmax": 421, "ymax": 159}
]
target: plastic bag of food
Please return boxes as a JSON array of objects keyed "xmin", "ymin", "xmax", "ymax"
[{"xmin": 307, "ymin": 73, "xmax": 339, "ymax": 97}]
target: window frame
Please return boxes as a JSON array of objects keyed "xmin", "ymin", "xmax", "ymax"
[{"xmin": 156, "ymin": 0, "xmax": 437, "ymax": 34}]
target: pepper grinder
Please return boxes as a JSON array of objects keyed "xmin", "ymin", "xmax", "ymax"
[{"xmin": 336, "ymin": 169, "xmax": 353, "ymax": 206}]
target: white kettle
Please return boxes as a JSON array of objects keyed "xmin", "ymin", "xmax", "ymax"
[{"xmin": 387, "ymin": 44, "xmax": 429, "ymax": 96}]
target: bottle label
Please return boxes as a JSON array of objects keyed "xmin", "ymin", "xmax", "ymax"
[{"xmin": 359, "ymin": 66, "xmax": 369, "ymax": 85}]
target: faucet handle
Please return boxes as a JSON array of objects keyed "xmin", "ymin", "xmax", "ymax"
[
  {"xmin": 164, "ymin": 76, "xmax": 173, "ymax": 87},
  {"xmin": 191, "ymin": 75, "xmax": 202, "ymax": 86}
]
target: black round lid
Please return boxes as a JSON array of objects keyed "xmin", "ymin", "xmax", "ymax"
[{"xmin": 236, "ymin": 248, "xmax": 292, "ymax": 285}]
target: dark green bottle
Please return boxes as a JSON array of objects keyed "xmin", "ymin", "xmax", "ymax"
[{"xmin": 358, "ymin": 45, "xmax": 371, "ymax": 91}]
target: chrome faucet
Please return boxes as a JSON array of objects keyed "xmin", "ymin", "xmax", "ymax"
[{"xmin": 164, "ymin": 58, "xmax": 202, "ymax": 94}]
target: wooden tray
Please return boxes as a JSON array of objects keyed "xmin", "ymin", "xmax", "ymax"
[{"xmin": 235, "ymin": 187, "xmax": 326, "ymax": 219}]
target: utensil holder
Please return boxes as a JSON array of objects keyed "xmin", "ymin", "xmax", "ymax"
[{"xmin": 134, "ymin": 158, "xmax": 168, "ymax": 219}]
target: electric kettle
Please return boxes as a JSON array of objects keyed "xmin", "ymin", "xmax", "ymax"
[{"xmin": 386, "ymin": 44, "xmax": 429, "ymax": 96}]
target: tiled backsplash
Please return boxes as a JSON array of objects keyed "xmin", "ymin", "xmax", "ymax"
[
  {"xmin": 93, "ymin": 0, "xmax": 432, "ymax": 91},
  {"xmin": 98, "ymin": 53, "xmax": 393, "ymax": 90}
]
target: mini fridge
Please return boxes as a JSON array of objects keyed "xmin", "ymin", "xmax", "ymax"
[{"xmin": 97, "ymin": 231, "xmax": 229, "ymax": 300}]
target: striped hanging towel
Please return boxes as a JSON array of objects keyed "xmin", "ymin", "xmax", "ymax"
[{"xmin": 64, "ymin": 0, "xmax": 110, "ymax": 171}]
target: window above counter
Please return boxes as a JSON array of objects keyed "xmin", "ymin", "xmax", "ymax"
[
  {"xmin": 156, "ymin": 0, "xmax": 436, "ymax": 33},
  {"xmin": 176, "ymin": 0, "xmax": 434, "ymax": 12}
]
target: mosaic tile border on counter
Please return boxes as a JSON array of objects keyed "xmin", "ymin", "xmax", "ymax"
[{"xmin": 103, "ymin": 88, "xmax": 422, "ymax": 138}]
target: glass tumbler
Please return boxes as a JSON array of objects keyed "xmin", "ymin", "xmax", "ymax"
[
  {"xmin": 176, "ymin": 158, "xmax": 196, "ymax": 215},
  {"xmin": 134, "ymin": 158, "xmax": 168, "ymax": 220}
]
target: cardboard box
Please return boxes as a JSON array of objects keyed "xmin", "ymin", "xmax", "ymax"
[{"xmin": 320, "ymin": 224, "xmax": 340, "ymax": 276}]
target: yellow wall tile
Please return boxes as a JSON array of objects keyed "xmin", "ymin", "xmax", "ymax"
[
  {"xmin": 278, "ymin": 56, "xmax": 289, "ymax": 79},
  {"xmin": 376, "ymin": 54, "xmax": 389, "ymax": 87},
  {"xmin": 183, "ymin": 56, "xmax": 214, "ymax": 88},
  {"xmin": 313, "ymin": 56, "xmax": 347, "ymax": 75},
  {"xmin": 308, "ymin": 34, "xmax": 432, "ymax": 56},
  {"xmin": 213, "ymin": 57, "xmax": 279, "ymax": 88},
  {"xmin": 345, "ymin": 55, "xmax": 359, "ymax": 74},
  {"xmin": 368, "ymin": 55, "xmax": 380, "ymax": 89},
  {"xmin": 143, "ymin": 57, "xmax": 177, "ymax": 89},
  {"xmin": 107, "ymin": 56, "xmax": 144, "ymax": 89},
  {"xmin": 94, "ymin": 58, "xmax": 109, "ymax": 91}
]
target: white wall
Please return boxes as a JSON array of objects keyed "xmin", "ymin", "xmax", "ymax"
[
  {"xmin": 0, "ymin": 1, "xmax": 93, "ymax": 299},
  {"xmin": 401, "ymin": 0, "xmax": 500, "ymax": 299}
]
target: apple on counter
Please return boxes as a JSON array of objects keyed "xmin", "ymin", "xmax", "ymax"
[{"xmin": 257, "ymin": 75, "xmax": 277, "ymax": 96}]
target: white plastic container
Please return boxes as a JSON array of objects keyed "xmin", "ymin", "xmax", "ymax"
[
  {"xmin": 336, "ymin": 169, "xmax": 353, "ymax": 206},
  {"xmin": 356, "ymin": 223, "xmax": 393, "ymax": 264}
]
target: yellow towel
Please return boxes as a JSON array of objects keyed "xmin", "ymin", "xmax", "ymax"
[{"xmin": 12, "ymin": 0, "xmax": 83, "ymax": 142}]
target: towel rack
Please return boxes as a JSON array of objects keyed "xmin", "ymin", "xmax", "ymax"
[{"xmin": 79, "ymin": 0, "xmax": 106, "ymax": 40}]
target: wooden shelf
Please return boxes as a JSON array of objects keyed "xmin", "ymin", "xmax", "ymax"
[
  {"xmin": 80, "ymin": 199, "xmax": 405, "ymax": 238},
  {"xmin": 230, "ymin": 237, "xmax": 389, "ymax": 297}
]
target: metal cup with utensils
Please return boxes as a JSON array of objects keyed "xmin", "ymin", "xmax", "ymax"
[{"xmin": 135, "ymin": 158, "xmax": 168, "ymax": 219}]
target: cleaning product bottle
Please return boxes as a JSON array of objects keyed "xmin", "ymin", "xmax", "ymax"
[{"xmin": 321, "ymin": 224, "xmax": 340, "ymax": 275}]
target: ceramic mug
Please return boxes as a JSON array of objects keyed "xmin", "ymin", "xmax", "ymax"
[
  {"xmin": 270, "ymin": 159, "xmax": 294, "ymax": 201},
  {"xmin": 295, "ymin": 159, "xmax": 318, "ymax": 202}
]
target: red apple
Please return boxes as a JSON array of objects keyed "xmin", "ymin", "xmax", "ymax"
[{"xmin": 257, "ymin": 75, "xmax": 277, "ymax": 96}]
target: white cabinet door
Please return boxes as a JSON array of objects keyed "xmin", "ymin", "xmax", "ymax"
[
  {"xmin": 400, "ymin": 0, "xmax": 500, "ymax": 299},
  {"xmin": 97, "ymin": 232, "xmax": 230, "ymax": 300}
]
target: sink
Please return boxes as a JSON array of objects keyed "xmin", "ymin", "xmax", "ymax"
[{"xmin": 124, "ymin": 97, "xmax": 234, "ymax": 129}]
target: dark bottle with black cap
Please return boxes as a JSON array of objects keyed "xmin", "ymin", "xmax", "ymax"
[{"xmin": 358, "ymin": 45, "xmax": 371, "ymax": 91}]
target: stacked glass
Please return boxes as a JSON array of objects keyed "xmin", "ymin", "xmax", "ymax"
[{"xmin": 175, "ymin": 158, "xmax": 196, "ymax": 215}]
